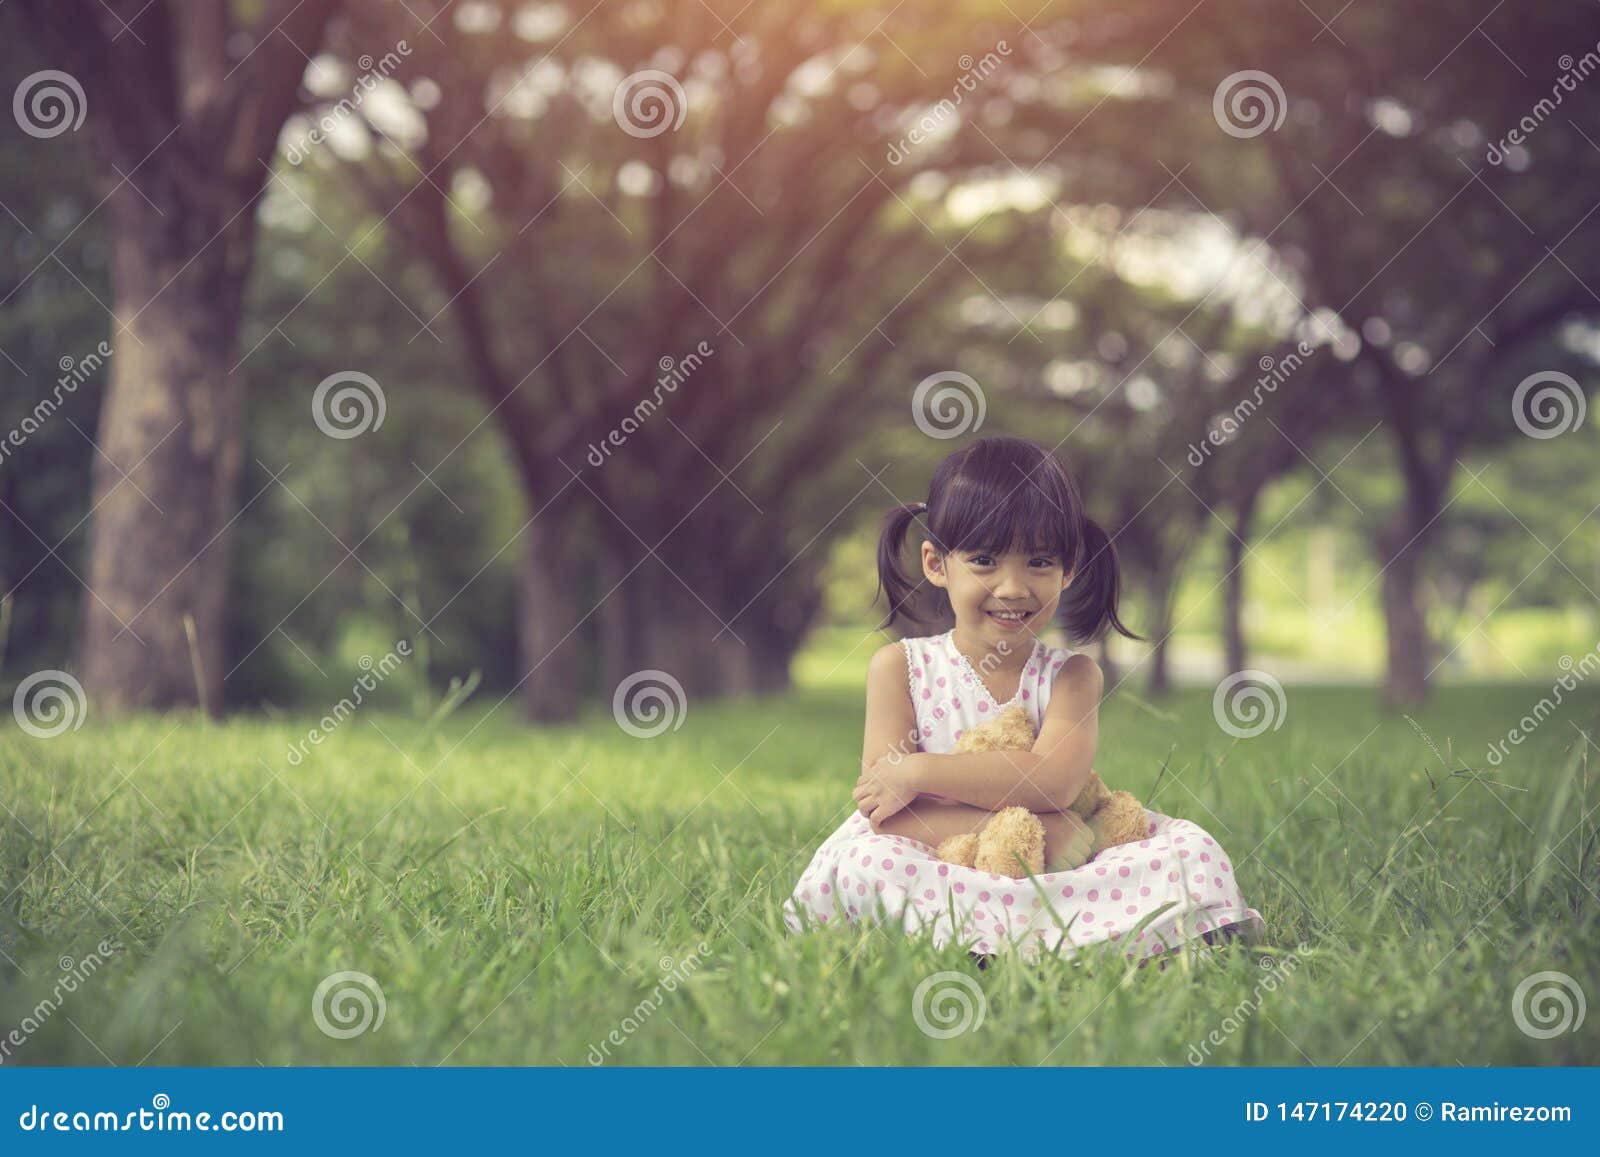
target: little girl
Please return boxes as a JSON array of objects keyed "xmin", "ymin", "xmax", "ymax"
[{"xmin": 783, "ymin": 436, "xmax": 1263, "ymax": 960}]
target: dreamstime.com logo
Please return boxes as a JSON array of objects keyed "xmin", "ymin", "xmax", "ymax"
[
  {"xmin": 1212, "ymin": 669, "xmax": 1287, "ymax": 738},
  {"xmin": 1512, "ymin": 970, "xmax": 1586, "ymax": 1040},
  {"xmin": 1187, "ymin": 342, "xmax": 1316, "ymax": 467},
  {"xmin": 282, "ymin": 41, "xmax": 412, "ymax": 165},
  {"xmin": 586, "ymin": 943, "xmax": 711, "ymax": 1064},
  {"xmin": 613, "ymin": 69, "xmax": 686, "ymax": 138},
  {"xmin": 1487, "ymin": 40, "xmax": 1600, "ymax": 166},
  {"xmin": 311, "ymin": 971, "xmax": 386, "ymax": 1039},
  {"xmin": 885, "ymin": 40, "xmax": 1012, "ymax": 165},
  {"xmin": 612, "ymin": 669, "xmax": 688, "ymax": 738},
  {"xmin": 586, "ymin": 339, "xmax": 714, "ymax": 467},
  {"xmin": 13, "ymin": 70, "xmax": 86, "ymax": 139},
  {"xmin": 885, "ymin": 638, "xmax": 1016, "ymax": 765},
  {"xmin": 285, "ymin": 641, "xmax": 412, "ymax": 765},
  {"xmin": 912, "ymin": 971, "xmax": 986, "ymax": 1039},
  {"xmin": 0, "ymin": 341, "xmax": 112, "ymax": 468},
  {"xmin": 1512, "ymin": 370, "xmax": 1586, "ymax": 439},
  {"xmin": 312, "ymin": 370, "xmax": 386, "ymax": 439},
  {"xmin": 1485, "ymin": 642, "xmax": 1598, "ymax": 767},
  {"xmin": 0, "ymin": 939, "xmax": 123, "ymax": 1064},
  {"xmin": 12, "ymin": 670, "xmax": 87, "ymax": 738},
  {"xmin": 1213, "ymin": 70, "xmax": 1287, "ymax": 138},
  {"xmin": 17, "ymin": 1094, "xmax": 283, "ymax": 1134},
  {"xmin": 912, "ymin": 370, "xmax": 986, "ymax": 439},
  {"xmin": 1187, "ymin": 949, "xmax": 1304, "ymax": 1063}
]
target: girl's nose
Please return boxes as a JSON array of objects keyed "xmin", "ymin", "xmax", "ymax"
[{"xmin": 993, "ymin": 567, "xmax": 1031, "ymax": 599}]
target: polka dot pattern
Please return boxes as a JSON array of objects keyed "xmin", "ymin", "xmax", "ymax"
[
  {"xmin": 781, "ymin": 630, "xmax": 1264, "ymax": 961},
  {"xmin": 783, "ymin": 810, "xmax": 1263, "ymax": 961}
]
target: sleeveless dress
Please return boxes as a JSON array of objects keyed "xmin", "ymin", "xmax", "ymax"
[{"xmin": 781, "ymin": 629, "xmax": 1265, "ymax": 961}]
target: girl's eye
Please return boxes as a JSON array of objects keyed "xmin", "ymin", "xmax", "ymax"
[
  {"xmin": 1031, "ymin": 557, "xmax": 1057, "ymax": 568},
  {"xmin": 969, "ymin": 555, "xmax": 994, "ymax": 567}
]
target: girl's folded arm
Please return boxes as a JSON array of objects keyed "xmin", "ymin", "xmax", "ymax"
[
  {"xmin": 860, "ymin": 641, "xmax": 920, "ymax": 773},
  {"xmin": 907, "ymin": 653, "xmax": 1102, "ymax": 812}
]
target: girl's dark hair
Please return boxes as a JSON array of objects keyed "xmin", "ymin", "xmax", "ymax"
[{"xmin": 875, "ymin": 436, "xmax": 1141, "ymax": 644}]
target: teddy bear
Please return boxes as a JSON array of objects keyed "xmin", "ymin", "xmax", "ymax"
[{"xmin": 932, "ymin": 704, "xmax": 1148, "ymax": 879}]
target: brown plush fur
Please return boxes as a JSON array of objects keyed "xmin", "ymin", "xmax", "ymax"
[{"xmin": 933, "ymin": 705, "xmax": 1149, "ymax": 878}]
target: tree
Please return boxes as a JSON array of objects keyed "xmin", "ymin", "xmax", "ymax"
[
  {"xmin": 1043, "ymin": 0, "xmax": 1600, "ymax": 704},
  {"xmin": 306, "ymin": 0, "xmax": 1047, "ymax": 717},
  {"xmin": 15, "ymin": 0, "xmax": 341, "ymax": 713}
]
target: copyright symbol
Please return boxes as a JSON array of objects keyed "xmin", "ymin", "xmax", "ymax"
[{"xmin": 1414, "ymin": 1102, "xmax": 1432, "ymax": 1121}]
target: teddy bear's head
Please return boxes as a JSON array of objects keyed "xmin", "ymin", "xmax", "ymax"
[{"xmin": 952, "ymin": 704, "xmax": 1036, "ymax": 754}]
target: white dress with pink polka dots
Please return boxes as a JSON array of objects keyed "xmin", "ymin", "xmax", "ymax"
[{"xmin": 782, "ymin": 629, "xmax": 1265, "ymax": 961}]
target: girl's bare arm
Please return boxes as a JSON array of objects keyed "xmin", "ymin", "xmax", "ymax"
[
  {"xmin": 858, "ymin": 642, "xmax": 972, "ymax": 841},
  {"xmin": 902, "ymin": 653, "xmax": 1102, "ymax": 813},
  {"xmin": 860, "ymin": 642, "xmax": 919, "ymax": 772}
]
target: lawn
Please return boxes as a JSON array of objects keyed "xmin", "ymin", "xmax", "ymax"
[{"xmin": 1, "ymin": 637, "xmax": 1596, "ymax": 1066}]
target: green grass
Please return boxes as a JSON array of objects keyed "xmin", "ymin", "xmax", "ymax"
[{"xmin": 2, "ymin": 652, "xmax": 1597, "ymax": 1066}]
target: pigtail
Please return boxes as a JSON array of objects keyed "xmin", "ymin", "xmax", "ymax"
[
  {"xmin": 1060, "ymin": 516, "xmax": 1143, "ymax": 644},
  {"xmin": 875, "ymin": 502, "xmax": 930, "ymax": 630}
]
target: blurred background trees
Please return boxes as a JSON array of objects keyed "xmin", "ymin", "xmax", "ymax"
[{"xmin": 3, "ymin": 0, "xmax": 1597, "ymax": 721}]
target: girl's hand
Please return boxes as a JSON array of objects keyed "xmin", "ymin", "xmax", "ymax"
[{"xmin": 853, "ymin": 752, "xmax": 923, "ymax": 827}]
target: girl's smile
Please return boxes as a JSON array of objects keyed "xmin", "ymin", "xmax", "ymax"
[{"xmin": 984, "ymin": 606, "xmax": 1038, "ymax": 631}]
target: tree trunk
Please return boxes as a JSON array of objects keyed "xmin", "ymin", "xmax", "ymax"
[
  {"xmin": 1093, "ymin": 636, "xmax": 1119, "ymax": 690},
  {"xmin": 516, "ymin": 508, "xmax": 587, "ymax": 722},
  {"xmin": 713, "ymin": 583, "xmax": 812, "ymax": 698},
  {"xmin": 1377, "ymin": 518, "xmax": 1433, "ymax": 708},
  {"xmin": 1220, "ymin": 542, "xmax": 1247, "ymax": 677},
  {"xmin": 73, "ymin": 187, "xmax": 254, "ymax": 715},
  {"xmin": 595, "ymin": 552, "xmax": 726, "ymax": 702},
  {"xmin": 1145, "ymin": 571, "xmax": 1176, "ymax": 698},
  {"xmin": 1221, "ymin": 492, "xmax": 1259, "ymax": 676},
  {"xmin": 596, "ymin": 534, "xmax": 641, "ymax": 700},
  {"xmin": 23, "ymin": 0, "xmax": 340, "ymax": 716}
]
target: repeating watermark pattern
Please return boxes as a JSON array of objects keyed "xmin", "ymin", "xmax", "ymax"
[
  {"xmin": 1187, "ymin": 342, "xmax": 1315, "ymax": 466},
  {"xmin": 0, "ymin": 342, "xmax": 112, "ymax": 467},
  {"xmin": 885, "ymin": 40, "xmax": 1012, "ymax": 166},
  {"xmin": 312, "ymin": 371, "xmax": 387, "ymax": 438},
  {"xmin": 1511, "ymin": 970, "xmax": 1586, "ymax": 1039},
  {"xmin": 612, "ymin": 669, "xmax": 687, "ymax": 738},
  {"xmin": 1212, "ymin": 669, "xmax": 1287, "ymax": 738},
  {"xmin": 312, "ymin": 370, "xmax": 387, "ymax": 439},
  {"xmin": 1485, "ymin": 643, "xmax": 1599, "ymax": 767},
  {"xmin": 0, "ymin": 939, "xmax": 123, "ymax": 1064},
  {"xmin": 912, "ymin": 370, "xmax": 986, "ymax": 439},
  {"xmin": 1213, "ymin": 70, "xmax": 1287, "ymax": 138},
  {"xmin": 613, "ymin": 69, "xmax": 686, "ymax": 138},
  {"xmin": 1488, "ymin": 40, "xmax": 1600, "ymax": 166},
  {"xmin": 586, "ymin": 340, "xmax": 714, "ymax": 467},
  {"xmin": 285, "ymin": 641, "xmax": 411, "ymax": 765},
  {"xmin": 585, "ymin": 942, "xmax": 710, "ymax": 1064},
  {"xmin": 1511, "ymin": 370, "xmax": 1585, "ymax": 439},
  {"xmin": 1187, "ymin": 948, "xmax": 1304, "ymax": 1064},
  {"xmin": 912, "ymin": 970, "xmax": 986, "ymax": 1038},
  {"xmin": 282, "ymin": 42, "xmax": 412, "ymax": 165},
  {"xmin": 12, "ymin": 669, "xmax": 87, "ymax": 739},
  {"xmin": 311, "ymin": 970, "xmax": 386, "ymax": 1039},
  {"xmin": 13, "ymin": 70, "xmax": 86, "ymax": 139}
]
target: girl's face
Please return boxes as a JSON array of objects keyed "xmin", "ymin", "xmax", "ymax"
[{"xmin": 920, "ymin": 539, "xmax": 1074, "ymax": 647}]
